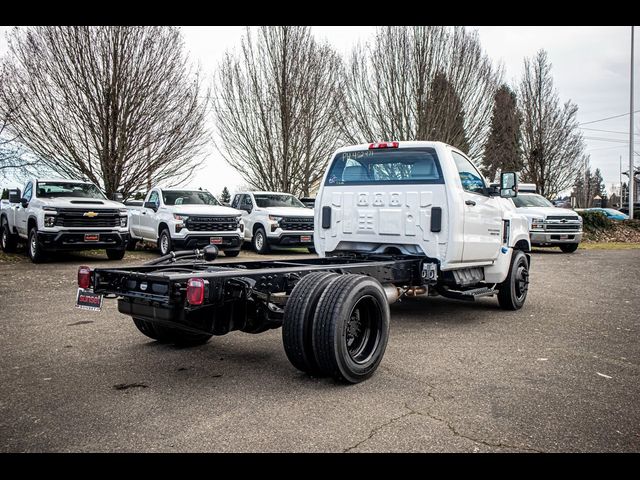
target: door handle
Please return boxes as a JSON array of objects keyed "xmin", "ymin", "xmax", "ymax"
[
  {"xmin": 465, "ymin": 200, "xmax": 476, "ymax": 206},
  {"xmin": 142, "ymin": 211, "xmax": 146, "ymax": 215}
]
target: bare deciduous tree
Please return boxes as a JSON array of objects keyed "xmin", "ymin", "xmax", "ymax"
[
  {"xmin": 337, "ymin": 26, "xmax": 501, "ymax": 158},
  {"xmin": 214, "ymin": 26, "xmax": 343, "ymax": 197},
  {"xmin": 518, "ymin": 50, "xmax": 586, "ymax": 198},
  {"xmin": 0, "ymin": 26, "xmax": 209, "ymax": 197}
]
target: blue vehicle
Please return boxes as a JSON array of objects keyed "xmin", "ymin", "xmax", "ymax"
[{"xmin": 576, "ymin": 208, "xmax": 629, "ymax": 221}]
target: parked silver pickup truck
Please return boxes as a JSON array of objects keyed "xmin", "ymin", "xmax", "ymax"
[{"xmin": 1, "ymin": 178, "xmax": 129, "ymax": 262}]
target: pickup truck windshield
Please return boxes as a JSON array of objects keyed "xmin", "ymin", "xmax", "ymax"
[
  {"xmin": 325, "ymin": 147, "xmax": 443, "ymax": 186},
  {"xmin": 37, "ymin": 181, "xmax": 106, "ymax": 199},
  {"xmin": 163, "ymin": 190, "xmax": 220, "ymax": 206},
  {"xmin": 512, "ymin": 193, "xmax": 554, "ymax": 208},
  {"xmin": 254, "ymin": 194, "xmax": 306, "ymax": 208}
]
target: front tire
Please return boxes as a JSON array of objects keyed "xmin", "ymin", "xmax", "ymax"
[
  {"xmin": 252, "ymin": 227, "xmax": 270, "ymax": 254},
  {"xmin": 126, "ymin": 237, "xmax": 138, "ymax": 251},
  {"xmin": 282, "ymin": 272, "xmax": 339, "ymax": 375},
  {"xmin": 559, "ymin": 243, "xmax": 579, "ymax": 253},
  {"xmin": 1, "ymin": 218, "xmax": 18, "ymax": 253},
  {"xmin": 106, "ymin": 248, "xmax": 126, "ymax": 260},
  {"xmin": 27, "ymin": 227, "xmax": 46, "ymax": 263},
  {"xmin": 158, "ymin": 228, "xmax": 173, "ymax": 256},
  {"xmin": 497, "ymin": 250, "xmax": 529, "ymax": 310},
  {"xmin": 224, "ymin": 249, "xmax": 240, "ymax": 257},
  {"xmin": 312, "ymin": 274, "xmax": 390, "ymax": 384},
  {"xmin": 307, "ymin": 247, "xmax": 316, "ymax": 254}
]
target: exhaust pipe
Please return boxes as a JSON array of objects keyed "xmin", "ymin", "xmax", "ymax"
[
  {"xmin": 383, "ymin": 285, "xmax": 402, "ymax": 304},
  {"xmin": 405, "ymin": 286, "xmax": 427, "ymax": 297}
]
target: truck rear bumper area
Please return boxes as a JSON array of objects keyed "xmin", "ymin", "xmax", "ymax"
[
  {"xmin": 172, "ymin": 234, "xmax": 242, "ymax": 251},
  {"xmin": 269, "ymin": 233, "xmax": 314, "ymax": 247},
  {"xmin": 37, "ymin": 231, "xmax": 129, "ymax": 251},
  {"xmin": 530, "ymin": 232, "xmax": 582, "ymax": 245}
]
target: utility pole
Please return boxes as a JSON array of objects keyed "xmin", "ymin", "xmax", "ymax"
[{"xmin": 630, "ymin": 25, "xmax": 635, "ymax": 218}]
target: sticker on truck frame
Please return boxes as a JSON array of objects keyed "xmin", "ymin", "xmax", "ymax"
[{"xmin": 75, "ymin": 288, "xmax": 102, "ymax": 311}]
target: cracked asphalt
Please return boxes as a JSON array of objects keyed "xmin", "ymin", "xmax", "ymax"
[{"xmin": 0, "ymin": 246, "xmax": 639, "ymax": 452}]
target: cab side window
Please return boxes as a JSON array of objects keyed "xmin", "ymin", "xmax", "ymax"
[
  {"xmin": 231, "ymin": 195, "xmax": 240, "ymax": 209},
  {"xmin": 451, "ymin": 151, "xmax": 486, "ymax": 195},
  {"xmin": 241, "ymin": 195, "xmax": 253, "ymax": 212},
  {"xmin": 23, "ymin": 182, "xmax": 33, "ymax": 202},
  {"xmin": 148, "ymin": 190, "xmax": 159, "ymax": 205}
]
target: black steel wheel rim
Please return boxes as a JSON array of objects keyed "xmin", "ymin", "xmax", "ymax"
[
  {"xmin": 514, "ymin": 261, "xmax": 529, "ymax": 302},
  {"xmin": 345, "ymin": 295, "xmax": 382, "ymax": 364}
]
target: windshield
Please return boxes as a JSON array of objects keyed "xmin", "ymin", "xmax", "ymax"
[
  {"xmin": 512, "ymin": 193, "xmax": 554, "ymax": 208},
  {"xmin": 37, "ymin": 181, "xmax": 106, "ymax": 199},
  {"xmin": 163, "ymin": 190, "xmax": 221, "ymax": 206},
  {"xmin": 254, "ymin": 194, "xmax": 306, "ymax": 208},
  {"xmin": 603, "ymin": 208, "xmax": 626, "ymax": 216},
  {"xmin": 325, "ymin": 147, "xmax": 443, "ymax": 186}
]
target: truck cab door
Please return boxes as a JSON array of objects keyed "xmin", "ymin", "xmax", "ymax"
[
  {"xmin": 140, "ymin": 190, "xmax": 160, "ymax": 241},
  {"xmin": 451, "ymin": 151, "xmax": 502, "ymax": 263},
  {"xmin": 16, "ymin": 182, "xmax": 33, "ymax": 237}
]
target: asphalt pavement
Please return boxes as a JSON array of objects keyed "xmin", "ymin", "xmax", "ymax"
[{"xmin": 0, "ymin": 246, "xmax": 639, "ymax": 452}]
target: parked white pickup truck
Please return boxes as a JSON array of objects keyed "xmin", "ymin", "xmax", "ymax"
[
  {"xmin": 127, "ymin": 187, "xmax": 244, "ymax": 256},
  {"xmin": 1, "ymin": 178, "xmax": 129, "ymax": 262},
  {"xmin": 231, "ymin": 191, "xmax": 315, "ymax": 254},
  {"xmin": 510, "ymin": 183, "xmax": 583, "ymax": 253}
]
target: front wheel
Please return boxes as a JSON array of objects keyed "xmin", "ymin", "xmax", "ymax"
[
  {"xmin": 1, "ymin": 218, "xmax": 18, "ymax": 253},
  {"xmin": 307, "ymin": 247, "xmax": 316, "ymax": 254},
  {"xmin": 559, "ymin": 243, "xmax": 579, "ymax": 253},
  {"xmin": 126, "ymin": 237, "xmax": 138, "ymax": 251},
  {"xmin": 497, "ymin": 250, "xmax": 529, "ymax": 310},
  {"xmin": 252, "ymin": 227, "xmax": 270, "ymax": 254},
  {"xmin": 158, "ymin": 228, "xmax": 173, "ymax": 256},
  {"xmin": 27, "ymin": 227, "xmax": 46, "ymax": 263},
  {"xmin": 312, "ymin": 274, "xmax": 390, "ymax": 383},
  {"xmin": 106, "ymin": 248, "xmax": 126, "ymax": 260}
]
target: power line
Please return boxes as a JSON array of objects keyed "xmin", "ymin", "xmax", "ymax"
[
  {"xmin": 578, "ymin": 109, "xmax": 640, "ymax": 126},
  {"xmin": 583, "ymin": 136, "xmax": 631, "ymax": 144},
  {"xmin": 580, "ymin": 127, "xmax": 640, "ymax": 136}
]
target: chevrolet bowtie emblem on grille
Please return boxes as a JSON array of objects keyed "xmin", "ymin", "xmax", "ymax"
[
  {"xmin": 561, "ymin": 219, "xmax": 567, "ymax": 223},
  {"xmin": 83, "ymin": 211, "xmax": 98, "ymax": 218}
]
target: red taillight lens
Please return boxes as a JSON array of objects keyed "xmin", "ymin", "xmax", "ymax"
[
  {"xmin": 186, "ymin": 277, "xmax": 206, "ymax": 305},
  {"xmin": 369, "ymin": 141, "xmax": 399, "ymax": 149},
  {"xmin": 78, "ymin": 266, "xmax": 92, "ymax": 289}
]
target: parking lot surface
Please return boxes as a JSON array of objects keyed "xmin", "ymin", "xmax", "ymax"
[{"xmin": 0, "ymin": 247, "xmax": 639, "ymax": 452}]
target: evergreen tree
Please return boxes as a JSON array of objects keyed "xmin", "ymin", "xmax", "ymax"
[
  {"xmin": 424, "ymin": 72, "xmax": 470, "ymax": 153},
  {"xmin": 220, "ymin": 186, "xmax": 231, "ymax": 204},
  {"xmin": 481, "ymin": 84, "xmax": 522, "ymax": 182}
]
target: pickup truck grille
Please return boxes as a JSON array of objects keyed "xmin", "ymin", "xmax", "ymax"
[
  {"xmin": 54, "ymin": 208, "xmax": 120, "ymax": 228},
  {"xmin": 280, "ymin": 217, "xmax": 314, "ymax": 231},
  {"xmin": 545, "ymin": 224, "xmax": 581, "ymax": 232},
  {"xmin": 547, "ymin": 215, "xmax": 580, "ymax": 221},
  {"xmin": 186, "ymin": 216, "xmax": 238, "ymax": 232}
]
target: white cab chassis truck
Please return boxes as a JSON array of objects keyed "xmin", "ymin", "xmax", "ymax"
[
  {"xmin": 1, "ymin": 178, "xmax": 129, "ymax": 263},
  {"xmin": 127, "ymin": 188, "xmax": 244, "ymax": 257},
  {"xmin": 78, "ymin": 141, "xmax": 530, "ymax": 384}
]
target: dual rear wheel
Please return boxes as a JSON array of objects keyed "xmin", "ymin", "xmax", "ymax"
[{"xmin": 282, "ymin": 272, "xmax": 390, "ymax": 384}]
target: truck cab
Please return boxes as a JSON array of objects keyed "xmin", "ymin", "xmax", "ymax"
[
  {"xmin": 127, "ymin": 188, "xmax": 244, "ymax": 257},
  {"xmin": 231, "ymin": 191, "xmax": 315, "ymax": 254},
  {"xmin": 1, "ymin": 178, "xmax": 129, "ymax": 262},
  {"xmin": 314, "ymin": 141, "xmax": 530, "ymax": 284},
  {"xmin": 510, "ymin": 183, "xmax": 583, "ymax": 253}
]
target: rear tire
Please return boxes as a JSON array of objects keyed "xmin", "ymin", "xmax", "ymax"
[
  {"xmin": 224, "ymin": 249, "xmax": 240, "ymax": 257},
  {"xmin": 158, "ymin": 228, "xmax": 173, "ymax": 256},
  {"xmin": 559, "ymin": 243, "xmax": 579, "ymax": 253},
  {"xmin": 153, "ymin": 325, "xmax": 213, "ymax": 346},
  {"xmin": 282, "ymin": 272, "xmax": 339, "ymax": 375},
  {"xmin": 132, "ymin": 318, "xmax": 162, "ymax": 340},
  {"xmin": 1, "ymin": 218, "xmax": 18, "ymax": 253},
  {"xmin": 27, "ymin": 227, "xmax": 46, "ymax": 263},
  {"xmin": 307, "ymin": 247, "xmax": 316, "ymax": 254},
  {"xmin": 497, "ymin": 250, "xmax": 529, "ymax": 310},
  {"xmin": 312, "ymin": 274, "xmax": 390, "ymax": 384},
  {"xmin": 252, "ymin": 227, "xmax": 270, "ymax": 254},
  {"xmin": 106, "ymin": 248, "xmax": 125, "ymax": 260}
]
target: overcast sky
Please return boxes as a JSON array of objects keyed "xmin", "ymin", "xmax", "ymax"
[{"xmin": 1, "ymin": 26, "xmax": 638, "ymax": 197}]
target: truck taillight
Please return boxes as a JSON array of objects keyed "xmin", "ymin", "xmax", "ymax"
[
  {"xmin": 78, "ymin": 266, "xmax": 92, "ymax": 289},
  {"xmin": 186, "ymin": 277, "xmax": 206, "ymax": 305},
  {"xmin": 369, "ymin": 141, "xmax": 399, "ymax": 149}
]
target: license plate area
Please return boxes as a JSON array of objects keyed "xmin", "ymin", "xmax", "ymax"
[
  {"xmin": 301, "ymin": 235, "xmax": 312, "ymax": 242},
  {"xmin": 75, "ymin": 288, "xmax": 102, "ymax": 311},
  {"xmin": 210, "ymin": 237, "xmax": 223, "ymax": 245},
  {"xmin": 84, "ymin": 234, "xmax": 99, "ymax": 242}
]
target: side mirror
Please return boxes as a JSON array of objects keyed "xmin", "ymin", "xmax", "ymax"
[
  {"xmin": 112, "ymin": 192, "xmax": 124, "ymax": 202},
  {"xmin": 500, "ymin": 172, "xmax": 518, "ymax": 198},
  {"xmin": 8, "ymin": 189, "xmax": 21, "ymax": 203},
  {"xmin": 20, "ymin": 198, "xmax": 29, "ymax": 208},
  {"xmin": 144, "ymin": 201, "xmax": 158, "ymax": 212}
]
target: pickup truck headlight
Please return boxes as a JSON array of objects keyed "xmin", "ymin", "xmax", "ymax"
[
  {"xmin": 173, "ymin": 214, "xmax": 189, "ymax": 221},
  {"xmin": 269, "ymin": 215, "xmax": 283, "ymax": 232},
  {"xmin": 120, "ymin": 216, "xmax": 128, "ymax": 227},
  {"xmin": 235, "ymin": 215, "xmax": 244, "ymax": 232},
  {"xmin": 44, "ymin": 215, "xmax": 56, "ymax": 227},
  {"xmin": 530, "ymin": 217, "xmax": 545, "ymax": 230}
]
